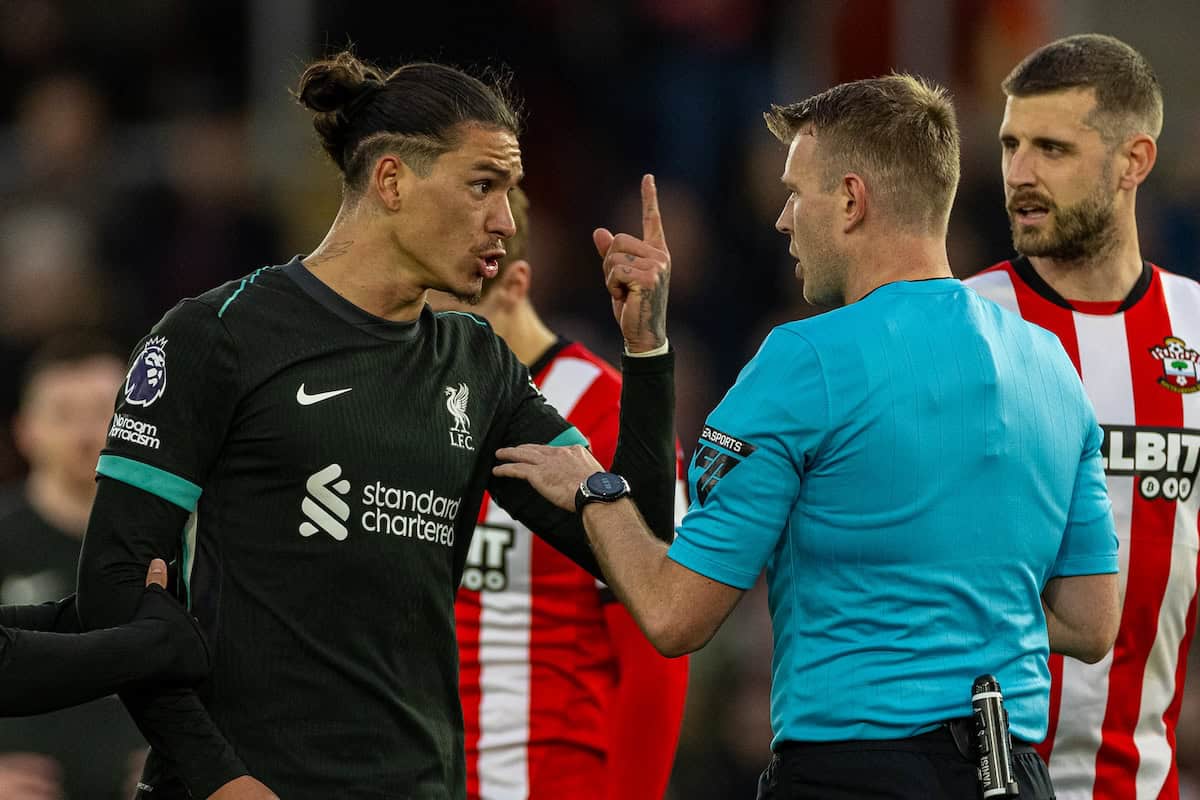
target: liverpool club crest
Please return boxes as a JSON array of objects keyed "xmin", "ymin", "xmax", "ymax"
[{"xmin": 1149, "ymin": 336, "xmax": 1200, "ymax": 394}]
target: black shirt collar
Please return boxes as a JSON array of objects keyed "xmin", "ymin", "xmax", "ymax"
[
  {"xmin": 1010, "ymin": 255, "xmax": 1153, "ymax": 313},
  {"xmin": 282, "ymin": 256, "xmax": 423, "ymax": 342}
]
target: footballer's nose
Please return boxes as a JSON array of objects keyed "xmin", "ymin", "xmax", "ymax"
[
  {"xmin": 490, "ymin": 196, "xmax": 517, "ymax": 240},
  {"xmin": 1005, "ymin": 146, "xmax": 1037, "ymax": 190}
]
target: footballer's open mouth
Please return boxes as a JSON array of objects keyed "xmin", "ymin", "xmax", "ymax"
[
  {"xmin": 1009, "ymin": 199, "xmax": 1051, "ymax": 225},
  {"xmin": 477, "ymin": 250, "xmax": 505, "ymax": 278}
]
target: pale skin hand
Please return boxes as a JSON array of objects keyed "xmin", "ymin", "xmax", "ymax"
[
  {"xmin": 593, "ymin": 174, "xmax": 671, "ymax": 353},
  {"xmin": 493, "ymin": 444, "xmax": 602, "ymax": 511}
]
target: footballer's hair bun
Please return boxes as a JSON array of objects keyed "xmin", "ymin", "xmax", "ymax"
[
  {"xmin": 296, "ymin": 51, "xmax": 385, "ymax": 169},
  {"xmin": 294, "ymin": 51, "xmax": 522, "ymax": 185},
  {"xmin": 296, "ymin": 51, "xmax": 384, "ymax": 114}
]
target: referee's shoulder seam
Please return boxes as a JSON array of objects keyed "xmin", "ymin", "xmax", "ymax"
[{"xmin": 770, "ymin": 326, "xmax": 833, "ymax": 451}]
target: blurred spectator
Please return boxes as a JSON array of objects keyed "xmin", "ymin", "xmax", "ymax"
[
  {"xmin": 103, "ymin": 111, "xmax": 282, "ymax": 324},
  {"xmin": 0, "ymin": 331, "xmax": 146, "ymax": 800},
  {"xmin": 0, "ymin": 205, "xmax": 113, "ymax": 479},
  {"xmin": 10, "ymin": 73, "xmax": 111, "ymax": 206},
  {"xmin": 0, "ymin": 1, "xmax": 66, "ymax": 114},
  {"xmin": 0, "ymin": 206, "xmax": 110, "ymax": 344}
]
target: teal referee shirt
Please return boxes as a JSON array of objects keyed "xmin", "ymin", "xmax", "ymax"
[{"xmin": 668, "ymin": 279, "xmax": 1117, "ymax": 746}]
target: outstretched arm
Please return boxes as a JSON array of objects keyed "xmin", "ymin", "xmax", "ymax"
[
  {"xmin": 495, "ymin": 445, "xmax": 744, "ymax": 656},
  {"xmin": 0, "ymin": 561, "xmax": 208, "ymax": 717}
]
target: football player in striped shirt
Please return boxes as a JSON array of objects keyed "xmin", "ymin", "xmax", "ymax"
[
  {"xmin": 431, "ymin": 188, "xmax": 689, "ymax": 800},
  {"xmin": 967, "ymin": 34, "xmax": 1200, "ymax": 800}
]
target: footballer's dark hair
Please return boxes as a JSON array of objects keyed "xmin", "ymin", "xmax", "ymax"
[
  {"xmin": 1002, "ymin": 34, "xmax": 1163, "ymax": 142},
  {"xmin": 764, "ymin": 73, "xmax": 960, "ymax": 233},
  {"xmin": 296, "ymin": 51, "xmax": 523, "ymax": 191}
]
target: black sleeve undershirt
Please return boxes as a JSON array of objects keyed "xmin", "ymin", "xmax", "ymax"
[
  {"xmin": 0, "ymin": 590, "xmax": 208, "ymax": 717},
  {"xmin": 509, "ymin": 351, "xmax": 677, "ymax": 580},
  {"xmin": 0, "ymin": 596, "xmax": 78, "ymax": 633},
  {"xmin": 78, "ymin": 477, "xmax": 245, "ymax": 798}
]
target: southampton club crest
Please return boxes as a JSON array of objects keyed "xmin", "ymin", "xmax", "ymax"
[
  {"xmin": 444, "ymin": 382, "xmax": 474, "ymax": 451},
  {"xmin": 1149, "ymin": 336, "xmax": 1200, "ymax": 394},
  {"xmin": 125, "ymin": 336, "xmax": 168, "ymax": 407}
]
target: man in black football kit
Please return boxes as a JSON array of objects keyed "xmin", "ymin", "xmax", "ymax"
[
  {"xmin": 75, "ymin": 54, "xmax": 676, "ymax": 800},
  {"xmin": 0, "ymin": 560, "xmax": 207, "ymax": 717}
]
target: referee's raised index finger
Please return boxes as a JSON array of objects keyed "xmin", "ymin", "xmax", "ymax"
[{"xmin": 641, "ymin": 174, "xmax": 666, "ymax": 248}]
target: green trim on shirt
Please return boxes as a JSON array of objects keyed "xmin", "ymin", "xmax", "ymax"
[
  {"xmin": 434, "ymin": 310, "xmax": 489, "ymax": 327},
  {"xmin": 218, "ymin": 266, "xmax": 267, "ymax": 318},
  {"xmin": 547, "ymin": 426, "xmax": 589, "ymax": 448},
  {"xmin": 96, "ymin": 455, "xmax": 202, "ymax": 512}
]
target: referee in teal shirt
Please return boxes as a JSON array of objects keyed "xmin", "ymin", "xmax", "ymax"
[{"xmin": 495, "ymin": 73, "xmax": 1120, "ymax": 800}]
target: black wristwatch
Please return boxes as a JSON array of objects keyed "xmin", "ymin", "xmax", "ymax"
[{"xmin": 575, "ymin": 471, "xmax": 632, "ymax": 513}]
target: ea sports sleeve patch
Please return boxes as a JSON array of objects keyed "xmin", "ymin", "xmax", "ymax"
[{"xmin": 693, "ymin": 426, "xmax": 758, "ymax": 505}]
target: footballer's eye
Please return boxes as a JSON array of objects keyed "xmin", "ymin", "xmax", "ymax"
[{"xmin": 472, "ymin": 181, "xmax": 492, "ymax": 196}]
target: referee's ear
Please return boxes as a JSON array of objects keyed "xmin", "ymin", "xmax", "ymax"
[{"xmin": 840, "ymin": 172, "xmax": 869, "ymax": 233}]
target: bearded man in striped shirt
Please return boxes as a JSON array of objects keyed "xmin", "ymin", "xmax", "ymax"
[{"xmin": 967, "ymin": 33, "xmax": 1200, "ymax": 800}]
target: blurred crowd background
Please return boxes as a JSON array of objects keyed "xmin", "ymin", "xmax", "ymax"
[{"xmin": 1, "ymin": 0, "xmax": 1200, "ymax": 797}]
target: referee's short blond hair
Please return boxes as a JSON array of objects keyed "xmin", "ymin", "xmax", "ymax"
[{"xmin": 764, "ymin": 74, "xmax": 960, "ymax": 234}]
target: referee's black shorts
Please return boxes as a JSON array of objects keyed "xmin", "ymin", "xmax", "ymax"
[{"xmin": 756, "ymin": 726, "xmax": 1055, "ymax": 799}]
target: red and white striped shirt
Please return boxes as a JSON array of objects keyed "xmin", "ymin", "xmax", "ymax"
[
  {"xmin": 455, "ymin": 340, "xmax": 688, "ymax": 800},
  {"xmin": 968, "ymin": 258, "xmax": 1200, "ymax": 800}
]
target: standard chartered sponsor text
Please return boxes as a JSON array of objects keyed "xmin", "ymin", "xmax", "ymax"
[
  {"xmin": 109, "ymin": 414, "xmax": 160, "ymax": 449},
  {"xmin": 361, "ymin": 481, "xmax": 460, "ymax": 546}
]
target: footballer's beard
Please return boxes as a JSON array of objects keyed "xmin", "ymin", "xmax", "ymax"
[
  {"xmin": 1010, "ymin": 186, "xmax": 1117, "ymax": 264},
  {"xmin": 442, "ymin": 264, "xmax": 485, "ymax": 305},
  {"xmin": 452, "ymin": 287, "xmax": 484, "ymax": 305}
]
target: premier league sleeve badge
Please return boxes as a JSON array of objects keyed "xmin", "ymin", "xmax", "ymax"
[{"xmin": 124, "ymin": 336, "xmax": 168, "ymax": 407}]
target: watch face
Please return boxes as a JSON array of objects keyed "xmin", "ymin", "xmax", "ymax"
[{"xmin": 587, "ymin": 472, "xmax": 626, "ymax": 496}]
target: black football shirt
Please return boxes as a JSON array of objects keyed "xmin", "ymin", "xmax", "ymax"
[{"xmin": 97, "ymin": 258, "xmax": 595, "ymax": 798}]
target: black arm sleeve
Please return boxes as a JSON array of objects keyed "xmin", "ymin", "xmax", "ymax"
[
  {"xmin": 78, "ymin": 477, "xmax": 245, "ymax": 797},
  {"xmin": 0, "ymin": 596, "xmax": 78, "ymax": 633},
  {"xmin": 0, "ymin": 588, "xmax": 208, "ymax": 717},
  {"xmin": 491, "ymin": 351, "xmax": 676, "ymax": 580},
  {"xmin": 608, "ymin": 351, "xmax": 677, "ymax": 544}
]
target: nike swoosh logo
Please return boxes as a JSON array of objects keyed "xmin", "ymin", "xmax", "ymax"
[{"xmin": 296, "ymin": 384, "xmax": 353, "ymax": 406}]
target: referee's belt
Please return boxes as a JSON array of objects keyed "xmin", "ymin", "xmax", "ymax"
[{"xmin": 774, "ymin": 721, "xmax": 1036, "ymax": 761}]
